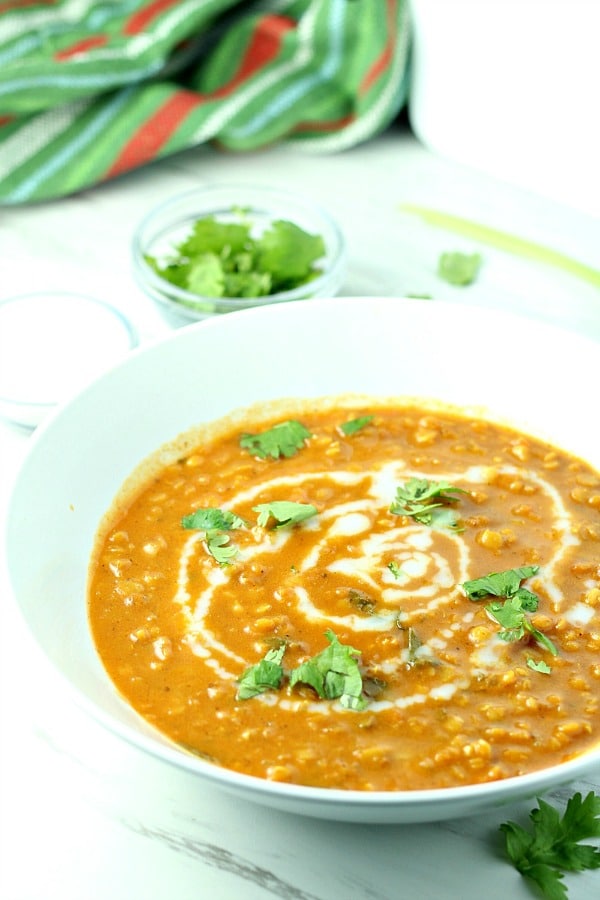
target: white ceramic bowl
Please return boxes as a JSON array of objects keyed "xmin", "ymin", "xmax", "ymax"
[{"xmin": 6, "ymin": 298, "xmax": 600, "ymax": 824}]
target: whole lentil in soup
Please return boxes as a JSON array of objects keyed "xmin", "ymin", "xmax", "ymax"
[{"xmin": 88, "ymin": 399, "xmax": 600, "ymax": 791}]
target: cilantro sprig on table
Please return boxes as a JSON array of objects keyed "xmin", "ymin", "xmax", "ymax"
[
  {"xmin": 401, "ymin": 203, "xmax": 600, "ymax": 289},
  {"xmin": 145, "ymin": 214, "xmax": 326, "ymax": 300},
  {"xmin": 462, "ymin": 566, "xmax": 558, "ymax": 659},
  {"xmin": 500, "ymin": 792, "xmax": 600, "ymax": 900},
  {"xmin": 390, "ymin": 477, "xmax": 467, "ymax": 530},
  {"xmin": 437, "ymin": 250, "xmax": 482, "ymax": 285}
]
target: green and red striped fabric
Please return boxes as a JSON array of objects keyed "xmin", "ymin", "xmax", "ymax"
[{"xmin": 0, "ymin": 0, "xmax": 410, "ymax": 205}]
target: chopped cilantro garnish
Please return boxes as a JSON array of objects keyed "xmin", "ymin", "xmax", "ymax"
[
  {"xmin": 339, "ymin": 415, "xmax": 374, "ymax": 436},
  {"xmin": 527, "ymin": 658, "xmax": 552, "ymax": 675},
  {"xmin": 255, "ymin": 219, "xmax": 325, "ymax": 286},
  {"xmin": 205, "ymin": 531, "xmax": 239, "ymax": 566},
  {"xmin": 223, "ymin": 269, "xmax": 271, "ymax": 298},
  {"xmin": 237, "ymin": 644, "xmax": 286, "ymax": 700},
  {"xmin": 186, "ymin": 253, "xmax": 225, "ymax": 297},
  {"xmin": 463, "ymin": 566, "xmax": 557, "ymax": 657},
  {"xmin": 181, "ymin": 508, "xmax": 246, "ymax": 532},
  {"xmin": 500, "ymin": 791, "xmax": 600, "ymax": 899},
  {"xmin": 181, "ymin": 506, "xmax": 246, "ymax": 566},
  {"xmin": 289, "ymin": 630, "xmax": 367, "ymax": 710},
  {"xmin": 486, "ymin": 596, "xmax": 558, "ymax": 656},
  {"xmin": 437, "ymin": 251, "xmax": 482, "ymax": 286},
  {"xmin": 254, "ymin": 501, "xmax": 317, "ymax": 529},
  {"xmin": 406, "ymin": 627, "xmax": 423, "ymax": 666},
  {"xmin": 362, "ymin": 675, "xmax": 387, "ymax": 698},
  {"xmin": 462, "ymin": 565, "xmax": 540, "ymax": 601},
  {"xmin": 399, "ymin": 625, "xmax": 438, "ymax": 668},
  {"xmin": 180, "ymin": 217, "xmax": 250, "ymax": 258},
  {"xmin": 390, "ymin": 477, "xmax": 467, "ymax": 529},
  {"xmin": 145, "ymin": 212, "xmax": 325, "ymax": 300},
  {"xmin": 240, "ymin": 420, "xmax": 311, "ymax": 460},
  {"xmin": 347, "ymin": 588, "xmax": 376, "ymax": 615},
  {"xmin": 238, "ymin": 630, "xmax": 370, "ymax": 710},
  {"xmin": 387, "ymin": 561, "xmax": 406, "ymax": 579}
]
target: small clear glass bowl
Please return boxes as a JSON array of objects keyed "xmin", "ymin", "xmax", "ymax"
[
  {"xmin": 0, "ymin": 292, "xmax": 137, "ymax": 429},
  {"xmin": 131, "ymin": 184, "xmax": 347, "ymax": 326}
]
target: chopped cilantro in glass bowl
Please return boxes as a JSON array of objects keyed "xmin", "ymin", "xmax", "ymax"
[{"xmin": 132, "ymin": 184, "xmax": 346, "ymax": 325}]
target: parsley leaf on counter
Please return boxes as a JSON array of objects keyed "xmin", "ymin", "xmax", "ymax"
[
  {"xmin": 240, "ymin": 420, "xmax": 311, "ymax": 460},
  {"xmin": 181, "ymin": 506, "xmax": 246, "ymax": 566},
  {"xmin": 145, "ymin": 214, "xmax": 326, "ymax": 299},
  {"xmin": 437, "ymin": 251, "xmax": 482, "ymax": 286},
  {"xmin": 500, "ymin": 792, "xmax": 600, "ymax": 899},
  {"xmin": 339, "ymin": 415, "xmax": 374, "ymax": 436},
  {"xmin": 254, "ymin": 501, "xmax": 318, "ymax": 529},
  {"xmin": 390, "ymin": 477, "xmax": 467, "ymax": 529},
  {"xmin": 237, "ymin": 644, "xmax": 287, "ymax": 700},
  {"xmin": 290, "ymin": 630, "xmax": 367, "ymax": 710}
]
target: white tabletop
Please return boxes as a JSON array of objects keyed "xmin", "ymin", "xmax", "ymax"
[{"xmin": 1, "ymin": 126, "xmax": 599, "ymax": 900}]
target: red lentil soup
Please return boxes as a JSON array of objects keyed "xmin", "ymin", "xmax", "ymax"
[{"xmin": 88, "ymin": 399, "xmax": 600, "ymax": 791}]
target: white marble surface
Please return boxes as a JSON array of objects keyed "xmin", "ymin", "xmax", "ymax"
[{"xmin": 1, "ymin": 126, "xmax": 600, "ymax": 900}]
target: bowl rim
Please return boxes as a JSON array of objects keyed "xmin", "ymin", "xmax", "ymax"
[
  {"xmin": 131, "ymin": 182, "xmax": 347, "ymax": 315},
  {"xmin": 36, "ymin": 639, "xmax": 599, "ymax": 819},
  {"xmin": 7, "ymin": 296, "xmax": 600, "ymax": 820}
]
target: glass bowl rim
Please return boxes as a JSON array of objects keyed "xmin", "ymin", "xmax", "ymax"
[
  {"xmin": 0, "ymin": 291, "xmax": 138, "ymax": 409},
  {"xmin": 131, "ymin": 183, "xmax": 347, "ymax": 313}
]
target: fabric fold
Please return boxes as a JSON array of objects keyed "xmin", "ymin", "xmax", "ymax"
[{"xmin": 0, "ymin": 0, "xmax": 410, "ymax": 204}]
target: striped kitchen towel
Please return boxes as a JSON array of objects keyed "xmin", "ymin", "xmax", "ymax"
[{"xmin": 0, "ymin": 0, "xmax": 410, "ymax": 205}]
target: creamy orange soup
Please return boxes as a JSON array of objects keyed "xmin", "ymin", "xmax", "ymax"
[{"xmin": 88, "ymin": 400, "xmax": 600, "ymax": 791}]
